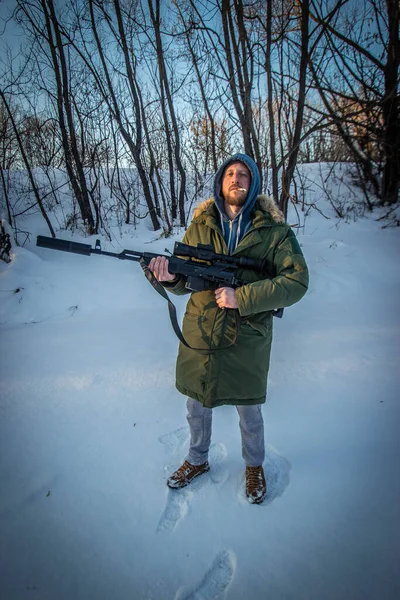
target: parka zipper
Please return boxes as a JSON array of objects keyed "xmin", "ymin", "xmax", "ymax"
[{"xmin": 227, "ymin": 220, "xmax": 233, "ymax": 253}]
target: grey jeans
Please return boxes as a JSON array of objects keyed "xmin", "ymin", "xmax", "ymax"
[{"xmin": 186, "ymin": 397, "xmax": 265, "ymax": 467}]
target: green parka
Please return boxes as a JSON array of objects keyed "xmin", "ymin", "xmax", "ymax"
[{"xmin": 165, "ymin": 194, "xmax": 309, "ymax": 408}]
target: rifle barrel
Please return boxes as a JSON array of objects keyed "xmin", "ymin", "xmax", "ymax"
[{"xmin": 36, "ymin": 235, "xmax": 164, "ymax": 263}]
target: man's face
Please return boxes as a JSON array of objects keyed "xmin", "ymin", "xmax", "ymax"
[{"xmin": 221, "ymin": 162, "xmax": 251, "ymax": 207}]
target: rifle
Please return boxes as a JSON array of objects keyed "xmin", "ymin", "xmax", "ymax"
[{"xmin": 36, "ymin": 235, "xmax": 283, "ymax": 352}]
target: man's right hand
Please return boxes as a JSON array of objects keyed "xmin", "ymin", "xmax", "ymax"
[{"xmin": 148, "ymin": 256, "xmax": 177, "ymax": 282}]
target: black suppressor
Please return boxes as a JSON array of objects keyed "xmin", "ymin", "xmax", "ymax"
[{"xmin": 36, "ymin": 236, "xmax": 92, "ymax": 256}]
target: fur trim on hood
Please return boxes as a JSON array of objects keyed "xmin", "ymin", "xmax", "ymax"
[{"xmin": 193, "ymin": 194, "xmax": 285, "ymax": 224}]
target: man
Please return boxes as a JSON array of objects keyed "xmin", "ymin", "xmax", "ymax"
[{"xmin": 149, "ymin": 153, "xmax": 308, "ymax": 504}]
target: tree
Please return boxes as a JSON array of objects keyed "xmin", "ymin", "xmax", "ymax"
[
  {"xmin": 189, "ymin": 116, "xmax": 232, "ymax": 174},
  {"xmin": 22, "ymin": 0, "xmax": 96, "ymax": 231},
  {"xmin": 20, "ymin": 115, "xmax": 62, "ymax": 168},
  {"xmin": 308, "ymin": 0, "xmax": 399, "ymax": 205},
  {"xmin": 0, "ymin": 88, "xmax": 55, "ymax": 237}
]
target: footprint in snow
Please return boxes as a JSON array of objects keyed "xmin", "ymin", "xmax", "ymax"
[
  {"xmin": 207, "ymin": 441, "xmax": 229, "ymax": 485},
  {"xmin": 158, "ymin": 426, "xmax": 190, "ymax": 456},
  {"xmin": 157, "ymin": 441, "xmax": 228, "ymax": 532},
  {"xmin": 157, "ymin": 488, "xmax": 192, "ymax": 533},
  {"xmin": 238, "ymin": 444, "xmax": 291, "ymax": 506},
  {"xmin": 175, "ymin": 550, "xmax": 236, "ymax": 600}
]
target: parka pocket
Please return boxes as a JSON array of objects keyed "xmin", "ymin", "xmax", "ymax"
[
  {"xmin": 184, "ymin": 310, "xmax": 208, "ymax": 322},
  {"xmin": 181, "ymin": 311, "xmax": 212, "ymax": 350},
  {"xmin": 243, "ymin": 315, "xmax": 272, "ymax": 338}
]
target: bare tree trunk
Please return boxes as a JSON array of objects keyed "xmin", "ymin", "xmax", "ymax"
[
  {"xmin": 144, "ymin": 0, "xmax": 177, "ymax": 221},
  {"xmin": 233, "ymin": 0, "xmax": 262, "ymax": 172},
  {"xmin": 39, "ymin": 0, "xmax": 95, "ymax": 233},
  {"xmin": 136, "ymin": 89, "xmax": 161, "ymax": 218},
  {"xmin": 382, "ymin": 0, "xmax": 400, "ymax": 205},
  {"xmin": 85, "ymin": 0, "xmax": 160, "ymax": 231},
  {"xmin": 112, "ymin": 0, "xmax": 161, "ymax": 230},
  {"xmin": 279, "ymin": 0, "xmax": 310, "ymax": 217},
  {"xmin": 265, "ymin": 0, "xmax": 278, "ymax": 200},
  {"xmin": 147, "ymin": 0, "xmax": 187, "ymax": 226},
  {"xmin": 221, "ymin": 0, "xmax": 261, "ymax": 170},
  {"xmin": 0, "ymin": 168, "xmax": 13, "ymax": 227},
  {"xmin": 136, "ymin": 84, "xmax": 173, "ymax": 231}
]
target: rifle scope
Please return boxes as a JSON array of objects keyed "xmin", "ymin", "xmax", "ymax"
[{"xmin": 174, "ymin": 242, "xmax": 265, "ymax": 272}]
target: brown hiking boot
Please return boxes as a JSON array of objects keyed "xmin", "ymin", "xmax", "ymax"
[
  {"xmin": 246, "ymin": 466, "xmax": 267, "ymax": 504},
  {"xmin": 167, "ymin": 460, "xmax": 210, "ymax": 489}
]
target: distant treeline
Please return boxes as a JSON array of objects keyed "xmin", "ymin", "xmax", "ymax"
[{"xmin": 0, "ymin": 0, "xmax": 398, "ymax": 235}]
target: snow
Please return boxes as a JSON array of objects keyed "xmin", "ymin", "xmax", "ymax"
[{"xmin": 1, "ymin": 166, "xmax": 400, "ymax": 599}]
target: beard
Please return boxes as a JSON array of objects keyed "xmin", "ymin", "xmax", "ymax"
[{"xmin": 224, "ymin": 193, "xmax": 247, "ymax": 207}]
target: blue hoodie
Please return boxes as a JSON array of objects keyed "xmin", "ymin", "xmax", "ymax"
[{"xmin": 213, "ymin": 153, "xmax": 261, "ymax": 254}]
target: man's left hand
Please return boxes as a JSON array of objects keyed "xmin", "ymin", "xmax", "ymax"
[{"xmin": 215, "ymin": 287, "xmax": 239, "ymax": 309}]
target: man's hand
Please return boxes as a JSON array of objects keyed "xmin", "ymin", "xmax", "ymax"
[
  {"xmin": 148, "ymin": 256, "xmax": 176, "ymax": 282},
  {"xmin": 215, "ymin": 287, "xmax": 238, "ymax": 309}
]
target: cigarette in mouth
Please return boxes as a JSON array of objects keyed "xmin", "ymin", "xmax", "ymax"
[{"xmin": 237, "ymin": 188, "xmax": 247, "ymax": 192}]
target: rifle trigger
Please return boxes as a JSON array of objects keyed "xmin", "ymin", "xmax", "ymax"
[{"xmin": 95, "ymin": 239, "xmax": 102, "ymax": 250}]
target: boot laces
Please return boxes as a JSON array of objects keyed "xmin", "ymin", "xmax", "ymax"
[{"xmin": 246, "ymin": 466, "xmax": 263, "ymax": 487}]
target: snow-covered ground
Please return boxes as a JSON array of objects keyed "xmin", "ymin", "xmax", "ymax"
[{"xmin": 1, "ymin": 166, "xmax": 399, "ymax": 599}]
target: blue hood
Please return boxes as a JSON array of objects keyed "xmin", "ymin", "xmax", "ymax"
[{"xmin": 213, "ymin": 153, "xmax": 261, "ymax": 253}]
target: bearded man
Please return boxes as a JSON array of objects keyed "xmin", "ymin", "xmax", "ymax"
[{"xmin": 149, "ymin": 153, "xmax": 308, "ymax": 504}]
